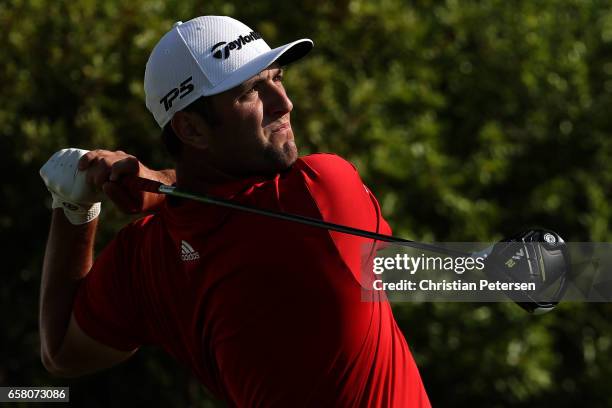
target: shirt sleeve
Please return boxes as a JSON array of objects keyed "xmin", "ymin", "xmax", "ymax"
[
  {"xmin": 290, "ymin": 154, "xmax": 392, "ymax": 281},
  {"xmin": 300, "ymin": 154, "xmax": 391, "ymax": 232},
  {"xmin": 73, "ymin": 225, "xmax": 148, "ymax": 351}
]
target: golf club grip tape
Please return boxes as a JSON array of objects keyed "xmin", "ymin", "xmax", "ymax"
[{"xmin": 122, "ymin": 176, "xmax": 164, "ymax": 193}]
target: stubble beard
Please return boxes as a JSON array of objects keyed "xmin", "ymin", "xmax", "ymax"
[{"xmin": 261, "ymin": 138, "xmax": 298, "ymax": 174}]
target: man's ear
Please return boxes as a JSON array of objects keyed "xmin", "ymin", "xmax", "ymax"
[{"xmin": 171, "ymin": 111, "xmax": 210, "ymax": 149}]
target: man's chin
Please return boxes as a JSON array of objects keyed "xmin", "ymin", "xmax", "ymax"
[
  {"xmin": 283, "ymin": 140, "xmax": 298, "ymax": 162},
  {"xmin": 282, "ymin": 140, "xmax": 299, "ymax": 169},
  {"xmin": 262, "ymin": 141, "xmax": 298, "ymax": 174}
]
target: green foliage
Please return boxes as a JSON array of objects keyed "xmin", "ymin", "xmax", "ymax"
[{"xmin": 2, "ymin": 0, "xmax": 611, "ymax": 406}]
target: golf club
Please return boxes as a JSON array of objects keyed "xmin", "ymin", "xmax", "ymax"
[{"xmin": 127, "ymin": 177, "xmax": 570, "ymax": 313}]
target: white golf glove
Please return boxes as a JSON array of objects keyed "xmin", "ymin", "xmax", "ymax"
[{"xmin": 40, "ymin": 148, "xmax": 102, "ymax": 225}]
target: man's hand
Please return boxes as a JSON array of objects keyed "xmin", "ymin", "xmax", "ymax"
[
  {"xmin": 78, "ymin": 150, "xmax": 175, "ymax": 214},
  {"xmin": 40, "ymin": 149, "xmax": 103, "ymax": 225}
]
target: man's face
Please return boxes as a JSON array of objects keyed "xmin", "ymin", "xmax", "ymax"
[{"xmin": 203, "ymin": 65, "xmax": 297, "ymax": 177}]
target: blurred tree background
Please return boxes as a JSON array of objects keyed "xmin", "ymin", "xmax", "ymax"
[{"xmin": 1, "ymin": 0, "xmax": 611, "ymax": 406}]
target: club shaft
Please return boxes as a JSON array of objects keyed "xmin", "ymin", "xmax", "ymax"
[{"xmin": 157, "ymin": 184, "xmax": 469, "ymax": 257}]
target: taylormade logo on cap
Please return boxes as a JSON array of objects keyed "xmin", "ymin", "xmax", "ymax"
[
  {"xmin": 211, "ymin": 31, "xmax": 263, "ymax": 59},
  {"xmin": 144, "ymin": 15, "xmax": 313, "ymax": 128}
]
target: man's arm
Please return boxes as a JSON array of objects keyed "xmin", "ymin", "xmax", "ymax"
[
  {"xmin": 40, "ymin": 210, "xmax": 136, "ymax": 377},
  {"xmin": 39, "ymin": 148, "xmax": 175, "ymax": 377}
]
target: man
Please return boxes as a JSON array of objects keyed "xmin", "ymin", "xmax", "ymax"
[{"xmin": 39, "ymin": 16, "xmax": 430, "ymax": 406}]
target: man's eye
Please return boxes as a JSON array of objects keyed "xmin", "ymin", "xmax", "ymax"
[
  {"xmin": 245, "ymin": 86, "xmax": 258, "ymax": 95},
  {"xmin": 274, "ymin": 74, "xmax": 283, "ymax": 82}
]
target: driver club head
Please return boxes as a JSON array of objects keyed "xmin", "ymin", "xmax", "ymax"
[{"xmin": 483, "ymin": 229, "xmax": 571, "ymax": 314}]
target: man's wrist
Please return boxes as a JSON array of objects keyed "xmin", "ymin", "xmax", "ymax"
[{"xmin": 51, "ymin": 193, "xmax": 101, "ymax": 225}]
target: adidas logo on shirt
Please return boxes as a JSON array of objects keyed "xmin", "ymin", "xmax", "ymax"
[{"xmin": 181, "ymin": 240, "xmax": 200, "ymax": 261}]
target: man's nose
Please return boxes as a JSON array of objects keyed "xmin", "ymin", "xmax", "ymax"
[{"xmin": 265, "ymin": 84, "xmax": 293, "ymax": 118}]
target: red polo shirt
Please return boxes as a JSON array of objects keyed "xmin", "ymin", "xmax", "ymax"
[{"xmin": 74, "ymin": 153, "xmax": 430, "ymax": 407}]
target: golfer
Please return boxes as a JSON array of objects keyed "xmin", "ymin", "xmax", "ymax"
[{"xmin": 39, "ymin": 16, "xmax": 430, "ymax": 407}]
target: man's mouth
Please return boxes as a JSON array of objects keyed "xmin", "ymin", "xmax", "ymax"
[{"xmin": 270, "ymin": 122, "xmax": 291, "ymax": 133}]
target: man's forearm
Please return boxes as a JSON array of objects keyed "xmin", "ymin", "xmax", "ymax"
[{"xmin": 39, "ymin": 209, "xmax": 98, "ymax": 368}]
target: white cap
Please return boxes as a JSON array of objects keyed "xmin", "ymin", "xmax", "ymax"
[{"xmin": 144, "ymin": 16, "xmax": 313, "ymax": 128}]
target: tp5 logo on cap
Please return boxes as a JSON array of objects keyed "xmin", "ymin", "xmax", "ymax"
[
  {"xmin": 211, "ymin": 31, "xmax": 263, "ymax": 60},
  {"xmin": 160, "ymin": 77, "xmax": 194, "ymax": 112}
]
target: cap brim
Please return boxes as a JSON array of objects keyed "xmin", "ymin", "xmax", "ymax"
[{"xmin": 201, "ymin": 38, "xmax": 313, "ymax": 97}]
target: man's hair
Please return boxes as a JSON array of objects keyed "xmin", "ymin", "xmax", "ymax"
[{"xmin": 161, "ymin": 96, "xmax": 220, "ymax": 160}]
